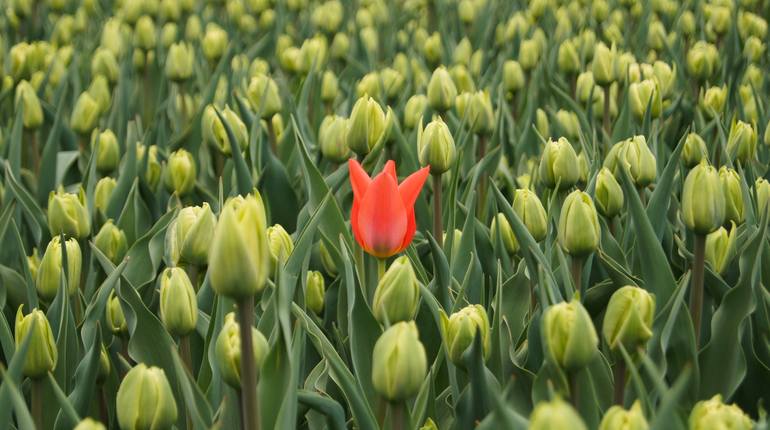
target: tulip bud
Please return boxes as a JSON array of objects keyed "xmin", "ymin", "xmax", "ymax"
[
  {"xmin": 683, "ymin": 133, "xmax": 708, "ymax": 168},
  {"xmin": 427, "ymin": 67, "xmax": 458, "ymax": 112},
  {"xmin": 689, "ymin": 395, "xmax": 752, "ymax": 430},
  {"xmin": 202, "ymin": 23, "xmax": 228, "ymax": 62},
  {"xmin": 94, "ymin": 129, "xmax": 120, "ymax": 174},
  {"xmin": 74, "ymin": 418, "xmax": 107, "ymax": 430},
  {"xmin": 165, "ymin": 42, "xmax": 194, "ymax": 82},
  {"xmin": 306, "ymin": 271, "xmax": 325, "ymax": 315},
  {"xmin": 94, "ymin": 178, "xmax": 116, "ymax": 217},
  {"xmin": 48, "ymin": 188, "xmax": 90, "ymax": 239},
  {"xmin": 529, "ymin": 398, "xmax": 586, "ymax": 430},
  {"xmin": 502, "ymin": 60, "xmax": 525, "ymax": 95},
  {"xmin": 558, "ymin": 190, "xmax": 601, "ymax": 257},
  {"xmin": 116, "ymin": 364, "xmax": 178, "ymax": 430},
  {"xmin": 490, "ymin": 212, "xmax": 518, "ymax": 255},
  {"xmin": 215, "ymin": 312, "xmax": 269, "ymax": 388},
  {"xmin": 576, "ymin": 71, "xmax": 599, "ymax": 104},
  {"xmin": 372, "ymin": 256, "xmax": 420, "ymax": 324},
  {"xmin": 380, "ymin": 68, "xmax": 405, "ymax": 101},
  {"xmin": 602, "ymin": 285, "xmax": 655, "ymax": 353},
  {"xmin": 543, "ymin": 298, "xmax": 598, "ymax": 370},
  {"xmin": 134, "ymin": 16, "xmax": 156, "ymax": 51},
  {"xmin": 163, "ymin": 149, "xmax": 196, "ymax": 196},
  {"xmin": 595, "ymin": 168, "xmax": 624, "ymax": 218},
  {"xmin": 14, "ymin": 80, "xmax": 43, "ymax": 129},
  {"xmin": 726, "ymin": 120, "xmax": 757, "ymax": 165},
  {"xmin": 320, "ymin": 70, "xmax": 338, "ymax": 103},
  {"xmin": 459, "ymin": 90, "xmax": 494, "ymax": 135},
  {"xmin": 512, "ymin": 189, "xmax": 548, "ymax": 242},
  {"xmin": 94, "ymin": 220, "xmax": 127, "ymax": 265},
  {"xmin": 700, "ymin": 86, "xmax": 727, "ymax": 119},
  {"xmin": 158, "ymin": 267, "xmax": 198, "ymax": 336},
  {"xmin": 167, "ymin": 204, "xmax": 214, "ymax": 267},
  {"xmin": 91, "ymin": 48, "xmax": 120, "ymax": 84},
  {"xmin": 535, "ymin": 108, "xmax": 549, "ymax": 137},
  {"xmin": 557, "ymin": 39, "xmax": 580, "ymax": 75},
  {"xmin": 106, "ymin": 291, "xmax": 127, "ymax": 336},
  {"xmin": 418, "ymin": 117, "xmax": 456, "ymax": 175},
  {"xmin": 687, "ymin": 41, "xmax": 719, "ymax": 81},
  {"xmin": 346, "ymin": 96, "xmax": 391, "ymax": 156},
  {"xmin": 554, "ymin": 110, "xmax": 581, "ymax": 140},
  {"xmin": 603, "ymin": 135, "xmax": 657, "ymax": 188},
  {"xmin": 449, "ymin": 64, "xmax": 475, "ymax": 94},
  {"xmin": 403, "ymin": 95, "xmax": 427, "ymax": 130},
  {"xmin": 209, "ymin": 194, "xmax": 270, "ymax": 299},
  {"xmin": 15, "ymin": 306, "xmax": 57, "ymax": 378},
  {"xmin": 371, "ymin": 321, "xmax": 427, "ymax": 402},
  {"xmin": 423, "ymin": 32, "xmax": 442, "ymax": 65},
  {"xmin": 599, "ymin": 401, "xmax": 648, "ymax": 430},
  {"xmin": 757, "ymin": 178, "xmax": 770, "ymax": 217},
  {"xmin": 518, "ymin": 39, "xmax": 540, "ymax": 71},
  {"xmin": 27, "ymin": 248, "xmax": 41, "ymax": 282},
  {"xmin": 316, "ymin": 115, "xmax": 348, "ymax": 163},
  {"xmin": 539, "ymin": 137, "xmax": 580, "ymax": 190},
  {"xmin": 202, "ymin": 104, "xmax": 249, "ymax": 156},
  {"xmin": 70, "ymin": 92, "xmax": 101, "ymax": 135},
  {"xmin": 682, "ymin": 162, "xmax": 725, "ymax": 235},
  {"xmin": 442, "ymin": 304, "xmax": 490, "ymax": 366},
  {"xmin": 704, "ymin": 226, "xmax": 736, "ymax": 275},
  {"xmin": 718, "ymin": 167, "xmax": 744, "ymax": 225},
  {"xmin": 592, "ymin": 43, "xmax": 617, "ymax": 86},
  {"xmin": 267, "ymin": 224, "xmax": 293, "ymax": 275},
  {"xmin": 246, "ymin": 73, "xmax": 281, "ymax": 119},
  {"xmin": 629, "ymin": 79, "xmax": 661, "ymax": 120}
]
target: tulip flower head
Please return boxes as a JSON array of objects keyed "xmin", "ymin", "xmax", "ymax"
[{"xmin": 348, "ymin": 159, "xmax": 430, "ymax": 258}]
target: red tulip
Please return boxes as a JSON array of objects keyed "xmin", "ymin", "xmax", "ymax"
[{"xmin": 349, "ymin": 159, "xmax": 430, "ymax": 258}]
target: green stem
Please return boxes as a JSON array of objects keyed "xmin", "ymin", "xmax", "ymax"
[
  {"xmin": 356, "ymin": 245, "xmax": 366, "ymax": 291},
  {"xmin": 613, "ymin": 359, "xmax": 626, "ymax": 405},
  {"xmin": 391, "ymin": 402, "xmax": 405, "ymax": 430},
  {"xmin": 603, "ymin": 85, "xmax": 611, "ymax": 138},
  {"xmin": 433, "ymin": 174, "xmax": 443, "ymax": 248},
  {"xmin": 377, "ymin": 258, "xmax": 386, "ymax": 284},
  {"xmin": 180, "ymin": 335, "xmax": 192, "ymax": 373},
  {"xmin": 569, "ymin": 371, "xmax": 580, "ymax": 409},
  {"xmin": 267, "ymin": 120, "xmax": 277, "ymax": 155},
  {"xmin": 32, "ymin": 377, "xmax": 43, "ymax": 430},
  {"xmin": 690, "ymin": 234, "xmax": 706, "ymax": 347},
  {"xmin": 476, "ymin": 134, "xmax": 488, "ymax": 218},
  {"xmin": 237, "ymin": 296, "xmax": 260, "ymax": 430},
  {"xmin": 571, "ymin": 256, "xmax": 584, "ymax": 298}
]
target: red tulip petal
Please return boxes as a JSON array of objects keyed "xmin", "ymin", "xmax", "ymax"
[
  {"xmin": 383, "ymin": 160, "xmax": 397, "ymax": 182},
  {"xmin": 397, "ymin": 207, "xmax": 417, "ymax": 252},
  {"xmin": 351, "ymin": 199, "xmax": 364, "ymax": 249},
  {"xmin": 357, "ymin": 169, "xmax": 407, "ymax": 258},
  {"xmin": 398, "ymin": 166, "xmax": 430, "ymax": 208},
  {"xmin": 348, "ymin": 159, "xmax": 371, "ymax": 200}
]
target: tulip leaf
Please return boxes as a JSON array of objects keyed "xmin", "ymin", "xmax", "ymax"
[
  {"xmin": 646, "ymin": 131, "xmax": 686, "ymax": 239},
  {"xmin": 4, "ymin": 164, "xmax": 46, "ymax": 246},
  {"xmin": 47, "ymin": 371, "xmax": 80, "ymax": 429},
  {"xmin": 37, "ymin": 83, "xmax": 69, "ymax": 206},
  {"xmin": 0, "ymin": 316, "xmax": 36, "ymax": 430},
  {"xmin": 214, "ymin": 107, "xmax": 253, "ymax": 196}
]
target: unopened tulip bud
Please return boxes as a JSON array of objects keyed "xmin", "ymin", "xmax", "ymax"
[
  {"xmin": 719, "ymin": 167, "xmax": 744, "ymax": 225},
  {"xmin": 682, "ymin": 162, "xmax": 725, "ymax": 235},
  {"xmin": 765, "ymin": 122, "xmax": 770, "ymax": 147},
  {"xmin": 159, "ymin": 267, "xmax": 198, "ymax": 336},
  {"xmin": 163, "ymin": 149, "xmax": 196, "ymax": 196},
  {"xmin": 689, "ymin": 395, "xmax": 752, "ymax": 430},
  {"xmin": 442, "ymin": 304, "xmax": 490, "ymax": 366},
  {"xmin": 543, "ymin": 298, "xmax": 598, "ymax": 370},
  {"xmin": 318, "ymin": 115, "xmax": 350, "ymax": 162},
  {"xmin": 423, "ymin": 32, "xmax": 442, "ymax": 65},
  {"xmin": 320, "ymin": 70, "xmax": 338, "ymax": 103},
  {"xmin": 74, "ymin": 418, "xmax": 107, "ymax": 430},
  {"xmin": 267, "ymin": 224, "xmax": 293, "ymax": 275},
  {"xmin": 450, "ymin": 64, "xmax": 475, "ymax": 94},
  {"xmin": 558, "ymin": 190, "xmax": 601, "ymax": 257},
  {"xmin": 36, "ymin": 235, "xmax": 81, "ymax": 301},
  {"xmin": 599, "ymin": 401, "xmax": 648, "ymax": 430},
  {"xmin": 576, "ymin": 71, "xmax": 598, "ymax": 104},
  {"xmin": 427, "ymin": 67, "xmax": 458, "ymax": 112},
  {"xmin": 700, "ymin": 86, "xmax": 727, "ymax": 119},
  {"xmin": 513, "ymin": 189, "xmax": 548, "ymax": 242},
  {"xmin": 535, "ymin": 108, "xmax": 549, "ymax": 137},
  {"xmin": 418, "ymin": 117, "xmax": 456, "ymax": 174},
  {"xmin": 134, "ymin": 16, "xmax": 156, "ymax": 51},
  {"xmin": 687, "ymin": 41, "xmax": 719, "ymax": 81},
  {"xmin": 356, "ymin": 72, "xmax": 381, "ymax": 100},
  {"xmin": 595, "ymin": 168, "xmax": 624, "ymax": 218},
  {"xmin": 91, "ymin": 48, "xmax": 120, "ymax": 84},
  {"xmin": 726, "ymin": 120, "xmax": 757, "ymax": 165},
  {"xmin": 209, "ymin": 194, "xmax": 270, "ymax": 298},
  {"xmin": 603, "ymin": 135, "xmax": 657, "ymax": 187},
  {"xmin": 380, "ymin": 68, "xmax": 404, "ymax": 100},
  {"xmin": 404, "ymin": 94, "xmax": 428, "ymax": 130},
  {"xmin": 629, "ymin": 79, "xmax": 661, "ymax": 120},
  {"xmin": 372, "ymin": 256, "xmax": 420, "ymax": 324},
  {"xmin": 135, "ymin": 144, "xmax": 161, "ymax": 189},
  {"xmin": 306, "ymin": 271, "xmax": 325, "ymax": 315},
  {"xmin": 14, "ymin": 80, "xmax": 43, "ymax": 129},
  {"xmin": 106, "ymin": 291, "xmax": 127, "ymax": 336},
  {"xmin": 490, "ymin": 213, "xmax": 518, "ymax": 255},
  {"xmin": 71, "ymin": 92, "xmax": 101, "ymax": 135},
  {"xmin": 93, "ymin": 129, "xmax": 120, "ymax": 174},
  {"xmin": 372, "ymin": 321, "xmax": 427, "ymax": 401},
  {"xmin": 202, "ymin": 23, "xmax": 228, "ymax": 62},
  {"xmin": 116, "ymin": 364, "xmax": 178, "ymax": 430},
  {"xmin": 317, "ymin": 241, "xmax": 337, "ymax": 276},
  {"xmin": 27, "ymin": 249, "xmax": 41, "ymax": 282},
  {"xmin": 346, "ymin": 96, "xmax": 390, "ymax": 156},
  {"xmin": 94, "ymin": 220, "xmax": 127, "ymax": 265},
  {"xmin": 592, "ymin": 43, "xmax": 617, "ymax": 86},
  {"xmin": 539, "ymin": 137, "xmax": 580, "ymax": 190},
  {"xmin": 165, "ymin": 42, "xmax": 194, "ymax": 82},
  {"xmin": 502, "ymin": 60, "xmax": 525, "ymax": 95},
  {"xmin": 705, "ymin": 226, "xmax": 736, "ymax": 275},
  {"xmin": 530, "ymin": 398, "xmax": 586, "ymax": 430},
  {"xmin": 554, "ymin": 109, "xmax": 581, "ymax": 140},
  {"xmin": 518, "ymin": 39, "xmax": 540, "ymax": 71},
  {"xmin": 463, "ymin": 91, "xmax": 494, "ymax": 135},
  {"xmin": 756, "ymin": 178, "xmax": 770, "ymax": 216},
  {"xmin": 330, "ymin": 32, "xmax": 349, "ymax": 60},
  {"xmin": 602, "ymin": 286, "xmax": 655, "ymax": 352},
  {"xmin": 557, "ymin": 39, "xmax": 580, "ymax": 75},
  {"xmin": 577, "ymin": 152, "xmax": 590, "ymax": 184},
  {"xmin": 15, "ymin": 306, "xmax": 57, "ymax": 378},
  {"xmin": 94, "ymin": 177, "xmax": 116, "ymax": 216},
  {"xmin": 48, "ymin": 188, "xmax": 90, "ymax": 239},
  {"xmin": 683, "ymin": 133, "xmax": 708, "ymax": 168},
  {"xmin": 215, "ymin": 312, "xmax": 269, "ymax": 388}
]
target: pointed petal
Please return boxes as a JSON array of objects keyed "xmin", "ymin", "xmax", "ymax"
[
  {"xmin": 383, "ymin": 160, "xmax": 397, "ymax": 182},
  {"xmin": 351, "ymin": 199, "xmax": 364, "ymax": 249},
  {"xmin": 348, "ymin": 159, "xmax": 371, "ymax": 200},
  {"xmin": 357, "ymin": 171, "xmax": 407, "ymax": 258},
  {"xmin": 397, "ymin": 207, "xmax": 417, "ymax": 253},
  {"xmin": 398, "ymin": 166, "xmax": 430, "ymax": 209}
]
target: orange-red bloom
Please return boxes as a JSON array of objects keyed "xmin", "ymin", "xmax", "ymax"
[{"xmin": 349, "ymin": 159, "xmax": 430, "ymax": 258}]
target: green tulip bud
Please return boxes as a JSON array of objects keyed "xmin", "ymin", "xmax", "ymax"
[
  {"xmin": 165, "ymin": 42, "xmax": 194, "ymax": 82},
  {"xmin": 15, "ymin": 306, "xmax": 57, "ymax": 378},
  {"xmin": 599, "ymin": 401, "xmax": 649, "ymax": 430},
  {"xmin": 160, "ymin": 23, "xmax": 178, "ymax": 48},
  {"xmin": 106, "ymin": 291, "xmax": 127, "ymax": 336},
  {"xmin": 743, "ymin": 36, "xmax": 764, "ymax": 63},
  {"xmin": 380, "ymin": 67, "xmax": 405, "ymax": 101},
  {"xmin": 116, "ymin": 364, "xmax": 178, "ymax": 430},
  {"xmin": 311, "ymin": 0, "xmax": 343, "ymax": 33},
  {"xmin": 602, "ymin": 286, "xmax": 655, "ymax": 352},
  {"xmin": 27, "ymin": 248, "xmax": 41, "ymax": 283},
  {"xmin": 687, "ymin": 41, "xmax": 719, "ymax": 81},
  {"xmin": 629, "ymin": 79, "xmax": 661, "ymax": 120},
  {"xmin": 71, "ymin": 92, "xmax": 101, "ymax": 135},
  {"xmin": 136, "ymin": 144, "xmax": 161, "ymax": 189},
  {"xmin": 490, "ymin": 213, "xmax": 518, "ymax": 255},
  {"xmin": 689, "ymin": 395, "xmax": 752, "ymax": 430},
  {"xmin": 91, "ymin": 48, "xmax": 120, "ymax": 84},
  {"xmin": 318, "ymin": 240, "xmax": 338, "ymax": 276},
  {"xmin": 502, "ymin": 60, "xmax": 525, "ymax": 95},
  {"xmin": 246, "ymin": 73, "xmax": 281, "ymax": 118},
  {"xmin": 700, "ymin": 86, "xmax": 727, "ymax": 119},
  {"xmin": 209, "ymin": 193, "xmax": 270, "ymax": 299},
  {"xmin": 651, "ymin": 61, "xmax": 675, "ymax": 98},
  {"xmin": 166, "ymin": 203, "xmax": 216, "ymax": 267},
  {"xmin": 683, "ymin": 133, "xmax": 708, "ymax": 168},
  {"xmin": 372, "ymin": 256, "xmax": 420, "ymax": 324},
  {"xmin": 346, "ymin": 96, "xmax": 391, "ymax": 156},
  {"xmin": 202, "ymin": 23, "xmax": 228, "ymax": 61},
  {"xmin": 577, "ymin": 152, "xmax": 590, "ymax": 184},
  {"xmin": 595, "ymin": 167, "xmax": 624, "ymax": 218},
  {"xmin": 458, "ymin": 0, "xmax": 475, "ymax": 23},
  {"xmin": 94, "ymin": 129, "xmax": 120, "ymax": 174},
  {"xmin": 423, "ymin": 32, "xmax": 442, "ymax": 65},
  {"xmin": 554, "ymin": 109, "xmax": 581, "ymax": 140},
  {"xmin": 558, "ymin": 39, "xmax": 580, "ymax": 75},
  {"xmin": 215, "ymin": 312, "xmax": 269, "ymax": 388},
  {"xmin": 267, "ymin": 224, "xmax": 293, "ymax": 275},
  {"xmin": 318, "ymin": 115, "xmax": 350, "ymax": 163},
  {"xmin": 320, "ymin": 70, "xmax": 338, "ymax": 103},
  {"xmin": 726, "ymin": 120, "xmax": 757, "ymax": 165},
  {"xmin": 764, "ymin": 122, "xmax": 770, "ymax": 147},
  {"xmin": 306, "ymin": 270, "xmax": 325, "ymax": 315},
  {"xmin": 134, "ymin": 16, "xmax": 156, "ymax": 51},
  {"xmin": 512, "ymin": 189, "xmax": 548, "ymax": 242},
  {"xmin": 458, "ymin": 90, "xmax": 494, "ymax": 135},
  {"xmin": 543, "ymin": 298, "xmax": 598, "ymax": 370},
  {"xmin": 530, "ymin": 398, "xmax": 587, "ymax": 430},
  {"xmin": 94, "ymin": 220, "xmax": 128, "ymax": 265},
  {"xmin": 592, "ymin": 43, "xmax": 617, "ymax": 86},
  {"xmin": 442, "ymin": 304, "xmax": 491, "ymax": 366},
  {"xmin": 330, "ymin": 32, "xmax": 349, "ymax": 60},
  {"xmin": 719, "ymin": 167, "xmax": 744, "ymax": 225},
  {"xmin": 535, "ymin": 108, "xmax": 549, "ymax": 137},
  {"xmin": 14, "ymin": 80, "xmax": 43, "ymax": 129},
  {"xmin": 518, "ymin": 39, "xmax": 540, "ymax": 71},
  {"xmin": 539, "ymin": 137, "xmax": 580, "ymax": 190},
  {"xmin": 427, "ymin": 67, "xmax": 458, "ymax": 112},
  {"xmin": 603, "ymin": 135, "xmax": 657, "ymax": 188},
  {"xmin": 558, "ymin": 190, "xmax": 601, "ymax": 257},
  {"xmin": 202, "ymin": 104, "xmax": 249, "ymax": 156},
  {"xmin": 356, "ymin": 72, "xmax": 381, "ymax": 100},
  {"xmin": 418, "ymin": 117, "xmax": 456, "ymax": 174},
  {"xmin": 453, "ymin": 37, "xmax": 472, "ymax": 66},
  {"xmin": 159, "ymin": 267, "xmax": 198, "ymax": 336},
  {"xmin": 371, "ymin": 321, "xmax": 427, "ymax": 402},
  {"xmin": 48, "ymin": 187, "xmax": 90, "ymax": 239},
  {"xmin": 680, "ymin": 11, "xmax": 696, "ymax": 36},
  {"xmin": 449, "ymin": 64, "xmax": 475, "ymax": 94},
  {"xmin": 682, "ymin": 162, "xmax": 725, "ymax": 235},
  {"xmin": 404, "ymin": 94, "xmax": 428, "ymax": 130},
  {"xmin": 576, "ymin": 71, "xmax": 599, "ymax": 104},
  {"xmin": 74, "ymin": 418, "xmax": 107, "ymax": 430},
  {"xmin": 704, "ymin": 226, "xmax": 736, "ymax": 275},
  {"xmin": 94, "ymin": 177, "xmax": 116, "ymax": 216},
  {"xmin": 163, "ymin": 149, "xmax": 196, "ymax": 196}
]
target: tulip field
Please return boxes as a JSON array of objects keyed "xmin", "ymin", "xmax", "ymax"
[{"xmin": 2, "ymin": 0, "xmax": 770, "ymax": 428}]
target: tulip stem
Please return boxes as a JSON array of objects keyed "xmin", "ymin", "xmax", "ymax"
[
  {"xmin": 690, "ymin": 234, "xmax": 706, "ymax": 347},
  {"xmin": 267, "ymin": 120, "xmax": 277, "ymax": 154},
  {"xmin": 570, "ymin": 256, "xmax": 584, "ymax": 298},
  {"xmin": 377, "ymin": 259, "xmax": 386, "ymax": 284},
  {"xmin": 32, "ymin": 377, "xmax": 43, "ymax": 429},
  {"xmin": 237, "ymin": 296, "xmax": 260, "ymax": 430},
  {"xmin": 477, "ymin": 135, "xmax": 488, "ymax": 218},
  {"xmin": 603, "ymin": 85, "xmax": 611, "ymax": 138},
  {"xmin": 180, "ymin": 335, "xmax": 192, "ymax": 373},
  {"xmin": 613, "ymin": 360, "xmax": 626, "ymax": 405},
  {"xmin": 391, "ymin": 402, "xmax": 405, "ymax": 430},
  {"xmin": 433, "ymin": 174, "xmax": 443, "ymax": 248},
  {"xmin": 569, "ymin": 372, "xmax": 580, "ymax": 409}
]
